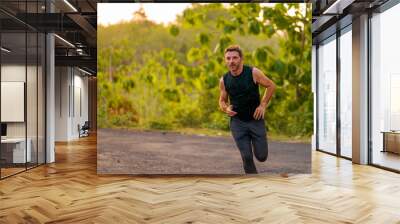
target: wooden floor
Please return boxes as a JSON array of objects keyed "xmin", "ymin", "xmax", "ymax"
[
  {"xmin": 373, "ymin": 151, "xmax": 400, "ymax": 171},
  {"xmin": 1, "ymin": 167, "xmax": 26, "ymax": 178},
  {"xmin": 0, "ymin": 135, "xmax": 400, "ymax": 223}
]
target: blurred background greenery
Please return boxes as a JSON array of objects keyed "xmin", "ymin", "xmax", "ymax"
[{"xmin": 98, "ymin": 3, "xmax": 312, "ymax": 141}]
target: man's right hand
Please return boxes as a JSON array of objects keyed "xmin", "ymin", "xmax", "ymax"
[{"xmin": 225, "ymin": 105, "xmax": 237, "ymax": 117}]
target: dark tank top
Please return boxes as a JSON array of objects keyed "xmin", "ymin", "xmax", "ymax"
[{"xmin": 223, "ymin": 65, "xmax": 260, "ymax": 121}]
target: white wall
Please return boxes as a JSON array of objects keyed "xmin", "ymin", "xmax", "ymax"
[
  {"xmin": 1, "ymin": 65, "xmax": 26, "ymax": 81},
  {"xmin": 55, "ymin": 67, "xmax": 89, "ymax": 141},
  {"xmin": 312, "ymin": 45, "xmax": 316, "ymax": 151},
  {"xmin": 72, "ymin": 72, "xmax": 89, "ymax": 138},
  {"xmin": 55, "ymin": 67, "xmax": 70, "ymax": 141}
]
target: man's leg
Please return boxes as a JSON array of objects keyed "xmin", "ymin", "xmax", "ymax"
[
  {"xmin": 249, "ymin": 119, "xmax": 268, "ymax": 162},
  {"xmin": 230, "ymin": 118, "xmax": 258, "ymax": 174}
]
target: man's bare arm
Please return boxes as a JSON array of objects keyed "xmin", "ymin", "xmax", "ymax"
[
  {"xmin": 252, "ymin": 67, "xmax": 276, "ymax": 120},
  {"xmin": 219, "ymin": 78, "xmax": 237, "ymax": 116},
  {"xmin": 219, "ymin": 78, "xmax": 229, "ymax": 111},
  {"xmin": 253, "ymin": 67, "xmax": 276, "ymax": 108}
]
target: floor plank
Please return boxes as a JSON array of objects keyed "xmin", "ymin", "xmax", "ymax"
[{"xmin": 0, "ymin": 134, "xmax": 399, "ymax": 223}]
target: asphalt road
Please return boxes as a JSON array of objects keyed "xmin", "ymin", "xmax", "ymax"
[{"xmin": 97, "ymin": 128, "xmax": 311, "ymax": 175}]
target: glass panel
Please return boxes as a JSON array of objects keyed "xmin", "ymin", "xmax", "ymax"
[
  {"xmin": 340, "ymin": 28, "xmax": 352, "ymax": 158},
  {"xmin": 371, "ymin": 4, "xmax": 400, "ymax": 171},
  {"xmin": 1, "ymin": 30, "xmax": 27, "ymax": 177},
  {"xmin": 0, "ymin": 5, "xmax": 2, "ymax": 179},
  {"xmin": 25, "ymin": 0, "xmax": 38, "ymax": 169},
  {"xmin": 27, "ymin": 30, "xmax": 38, "ymax": 169},
  {"xmin": 38, "ymin": 32, "xmax": 45, "ymax": 165},
  {"xmin": 0, "ymin": 1, "xmax": 46, "ymax": 178},
  {"xmin": 317, "ymin": 36, "xmax": 337, "ymax": 154}
]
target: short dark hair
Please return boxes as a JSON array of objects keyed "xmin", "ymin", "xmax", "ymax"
[{"xmin": 224, "ymin": 45, "xmax": 243, "ymax": 58}]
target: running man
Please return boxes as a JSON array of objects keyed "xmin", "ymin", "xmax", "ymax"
[{"xmin": 219, "ymin": 45, "xmax": 276, "ymax": 174}]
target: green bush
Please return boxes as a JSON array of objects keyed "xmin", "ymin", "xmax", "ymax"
[
  {"xmin": 149, "ymin": 120, "xmax": 173, "ymax": 130},
  {"xmin": 98, "ymin": 3, "xmax": 312, "ymax": 139},
  {"xmin": 202, "ymin": 112, "xmax": 230, "ymax": 130}
]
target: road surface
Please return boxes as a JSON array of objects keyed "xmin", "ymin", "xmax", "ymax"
[{"xmin": 97, "ymin": 128, "xmax": 311, "ymax": 175}]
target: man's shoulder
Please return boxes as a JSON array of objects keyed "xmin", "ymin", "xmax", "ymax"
[
  {"xmin": 221, "ymin": 71, "xmax": 229, "ymax": 87},
  {"xmin": 222, "ymin": 70, "xmax": 231, "ymax": 80},
  {"xmin": 250, "ymin": 66, "xmax": 264, "ymax": 76},
  {"xmin": 246, "ymin": 65, "xmax": 257, "ymax": 72},
  {"xmin": 243, "ymin": 65, "xmax": 256, "ymax": 75}
]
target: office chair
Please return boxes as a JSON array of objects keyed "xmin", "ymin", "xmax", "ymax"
[{"xmin": 79, "ymin": 121, "xmax": 90, "ymax": 138}]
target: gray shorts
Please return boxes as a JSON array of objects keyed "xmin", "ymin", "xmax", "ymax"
[{"xmin": 230, "ymin": 116, "xmax": 268, "ymax": 173}]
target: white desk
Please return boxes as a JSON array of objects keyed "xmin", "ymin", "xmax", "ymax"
[{"xmin": 1, "ymin": 138, "xmax": 31, "ymax": 163}]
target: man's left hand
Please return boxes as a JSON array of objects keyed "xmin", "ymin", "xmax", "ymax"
[{"xmin": 253, "ymin": 105, "xmax": 266, "ymax": 120}]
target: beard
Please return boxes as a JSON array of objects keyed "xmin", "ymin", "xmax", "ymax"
[{"xmin": 229, "ymin": 63, "xmax": 239, "ymax": 71}]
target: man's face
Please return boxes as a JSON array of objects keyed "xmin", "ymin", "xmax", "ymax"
[{"xmin": 224, "ymin": 51, "xmax": 242, "ymax": 72}]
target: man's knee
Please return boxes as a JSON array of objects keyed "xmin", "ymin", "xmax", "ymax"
[
  {"xmin": 256, "ymin": 154, "xmax": 267, "ymax": 162},
  {"xmin": 253, "ymin": 141, "xmax": 268, "ymax": 162}
]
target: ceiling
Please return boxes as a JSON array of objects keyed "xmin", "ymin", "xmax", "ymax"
[
  {"xmin": 0, "ymin": 0, "xmax": 97, "ymax": 74},
  {"xmin": 312, "ymin": 0, "xmax": 390, "ymax": 44}
]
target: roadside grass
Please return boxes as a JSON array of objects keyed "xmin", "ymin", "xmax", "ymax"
[{"xmin": 103, "ymin": 126, "xmax": 311, "ymax": 144}]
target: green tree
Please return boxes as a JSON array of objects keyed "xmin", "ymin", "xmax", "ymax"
[{"xmin": 97, "ymin": 3, "xmax": 312, "ymax": 138}]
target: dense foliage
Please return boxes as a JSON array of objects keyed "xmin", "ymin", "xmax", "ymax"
[{"xmin": 98, "ymin": 3, "xmax": 312, "ymax": 138}]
